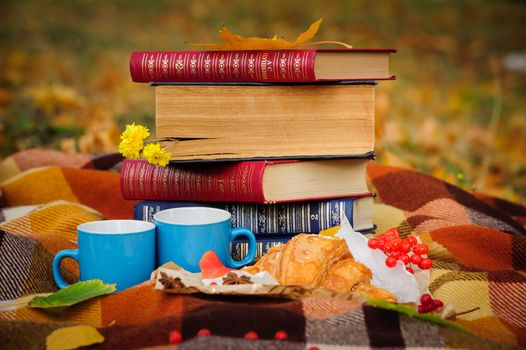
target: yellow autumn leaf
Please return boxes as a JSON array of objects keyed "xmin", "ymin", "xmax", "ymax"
[
  {"xmin": 46, "ymin": 325, "xmax": 104, "ymax": 350},
  {"xmin": 191, "ymin": 18, "xmax": 323, "ymax": 50},
  {"xmin": 319, "ymin": 225, "xmax": 341, "ymax": 237}
]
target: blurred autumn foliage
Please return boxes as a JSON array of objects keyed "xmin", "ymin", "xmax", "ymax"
[{"xmin": 0, "ymin": 0, "xmax": 525, "ymax": 203}]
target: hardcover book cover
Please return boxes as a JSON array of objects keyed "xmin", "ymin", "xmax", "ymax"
[
  {"xmin": 130, "ymin": 49, "xmax": 396, "ymax": 83},
  {"xmin": 231, "ymin": 235, "xmax": 292, "ymax": 261},
  {"xmin": 121, "ymin": 158, "xmax": 371, "ymax": 203},
  {"xmin": 134, "ymin": 196, "xmax": 375, "ymax": 234}
]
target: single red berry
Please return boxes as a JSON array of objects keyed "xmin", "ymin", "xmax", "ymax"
[
  {"xmin": 377, "ymin": 239, "xmax": 386, "ymax": 249},
  {"xmin": 274, "ymin": 330, "xmax": 288, "ymax": 340},
  {"xmin": 401, "ymin": 242, "xmax": 412, "ymax": 253},
  {"xmin": 197, "ymin": 328, "xmax": 211, "ymax": 337},
  {"xmin": 410, "ymin": 254, "xmax": 422, "ymax": 264},
  {"xmin": 399, "ymin": 254, "xmax": 410, "ymax": 265},
  {"xmin": 244, "ymin": 331, "xmax": 259, "ymax": 340},
  {"xmin": 432, "ymin": 299, "xmax": 444, "ymax": 310},
  {"xmin": 385, "ymin": 256, "xmax": 397, "ymax": 268},
  {"xmin": 368, "ymin": 238, "xmax": 379, "ymax": 249},
  {"xmin": 384, "ymin": 242, "xmax": 393, "ymax": 252},
  {"xmin": 406, "ymin": 236, "xmax": 417, "ymax": 246},
  {"xmin": 420, "ymin": 293, "xmax": 433, "ymax": 306},
  {"xmin": 389, "ymin": 251, "xmax": 401, "ymax": 259},
  {"xmin": 406, "ymin": 266, "xmax": 414, "ymax": 274},
  {"xmin": 417, "ymin": 304, "xmax": 430, "ymax": 313},
  {"xmin": 392, "ymin": 238, "xmax": 403, "ymax": 250},
  {"xmin": 419, "ymin": 258, "xmax": 433, "ymax": 270},
  {"xmin": 413, "ymin": 243, "xmax": 429, "ymax": 255},
  {"xmin": 169, "ymin": 330, "xmax": 182, "ymax": 344},
  {"xmin": 210, "ymin": 282, "xmax": 217, "ymax": 286}
]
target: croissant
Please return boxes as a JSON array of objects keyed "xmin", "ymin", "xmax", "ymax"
[{"xmin": 243, "ymin": 233, "xmax": 396, "ymax": 302}]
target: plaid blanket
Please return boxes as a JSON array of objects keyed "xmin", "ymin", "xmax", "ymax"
[
  {"xmin": 0, "ymin": 149, "xmax": 525, "ymax": 349},
  {"xmin": 0, "ymin": 149, "xmax": 133, "ymax": 219}
]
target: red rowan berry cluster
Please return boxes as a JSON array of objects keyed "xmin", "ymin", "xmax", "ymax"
[{"xmin": 367, "ymin": 228, "xmax": 432, "ymax": 272}]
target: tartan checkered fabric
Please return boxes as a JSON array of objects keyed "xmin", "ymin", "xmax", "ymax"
[{"xmin": 0, "ymin": 150, "xmax": 524, "ymax": 349}]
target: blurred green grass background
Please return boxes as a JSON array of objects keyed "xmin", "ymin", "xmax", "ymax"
[{"xmin": 1, "ymin": 0, "xmax": 525, "ymax": 203}]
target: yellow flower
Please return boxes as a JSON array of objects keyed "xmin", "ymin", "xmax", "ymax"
[
  {"xmin": 118, "ymin": 138, "xmax": 142, "ymax": 159},
  {"xmin": 121, "ymin": 123, "xmax": 150, "ymax": 143},
  {"xmin": 142, "ymin": 142, "xmax": 171, "ymax": 167},
  {"xmin": 118, "ymin": 123, "xmax": 150, "ymax": 159}
]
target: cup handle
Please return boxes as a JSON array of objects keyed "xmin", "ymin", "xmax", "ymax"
[
  {"xmin": 52, "ymin": 249, "xmax": 80, "ymax": 289},
  {"xmin": 228, "ymin": 228, "xmax": 256, "ymax": 269}
]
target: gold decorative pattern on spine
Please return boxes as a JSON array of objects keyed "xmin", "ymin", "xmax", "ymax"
[
  {"xmin": 138, "ymin": 165, "xmax": 145, "ymax": 197},
  {"xmin": 147, "ymin": 54, "xmax": 155, "ymax": 79}
]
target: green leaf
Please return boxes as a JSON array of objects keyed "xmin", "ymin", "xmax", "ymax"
[
  {"xmin": 367, "ymin": 298, "xmax": 468, "ymax": 333},
  {"xmin": 29, "ymin": 279, "xmax": 116, "ymax": 309}
]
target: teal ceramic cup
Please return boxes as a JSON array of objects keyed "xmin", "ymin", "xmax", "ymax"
[
  {"xmin": 52, "ymin": 220, "xmax": 156, "ymax": 292},
  {"xmin": 154, "ymin": 207, "xmax": 256, "ymax": 272}
]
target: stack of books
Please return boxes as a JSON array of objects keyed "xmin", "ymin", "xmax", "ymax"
[{"xmin": 121, "ymin": 48, "xmax": 395, "ymax": 260}]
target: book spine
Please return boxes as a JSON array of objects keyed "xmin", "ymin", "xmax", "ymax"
[
  {"xmin": 121, "ymin": 159, "xmax": 267, "ymax": 202},
  {"xmin": 133, "ymin": 198, "xmax": 360, "ymax": 234},
  {"xmin": 231, "ymin": 235, "xmax": 293, "ymax": 261},
  {"xmin": 130, "ymin": 50, "xmax": 316, "ymax": 83}
]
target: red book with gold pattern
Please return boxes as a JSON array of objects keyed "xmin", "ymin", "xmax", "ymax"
[
  {"xmin": 120, "ymin": 158, "xmax": 371, "ymax": 204},
  {"xmin": 129, "ymin": 49, "xmax": 395, "ymax": 83}
]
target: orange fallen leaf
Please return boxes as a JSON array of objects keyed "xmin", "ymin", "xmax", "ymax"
[{"xmin": 191, "ymin": 18, "xmax": 324, "ymax": 50}]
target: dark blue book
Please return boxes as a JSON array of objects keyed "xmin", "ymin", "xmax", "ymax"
[
  {"xmin": 133, "ymin": 196, "xmax": 374, "ymax": 234},
  {"xmin": 231, "ymin": 235, "xmax": 292, "ymax": 262}
]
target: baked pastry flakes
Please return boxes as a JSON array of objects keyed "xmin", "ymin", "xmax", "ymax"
[{"xmin": 243, "ymin": 233, "xmax": 396, "ymax": 302}]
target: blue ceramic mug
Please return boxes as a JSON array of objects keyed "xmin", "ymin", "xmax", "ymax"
[
  {"xmin": 52, "ymin": 220, "xmax": 156, "ymax": 291},
  {"xmin": 154, "ymin": 207, "xmax": 256, "ymax": 272}
]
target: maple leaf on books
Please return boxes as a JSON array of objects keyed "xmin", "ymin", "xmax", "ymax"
[{"xmin": 190, "ymin": 18, "xmax": 350, "ymax": 50}]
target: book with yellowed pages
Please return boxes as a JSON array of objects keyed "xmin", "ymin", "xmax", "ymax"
[
  {"xmin": 120, "ymin": 157, "xmax": 372, "ymax": 203},
  {"xmin": 155, "ymin": 83, "xmax": 375, "ymax": 161},
  {"xmin": 130, "ymin": 49, "xmax": 395, "ymax": 83}
]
